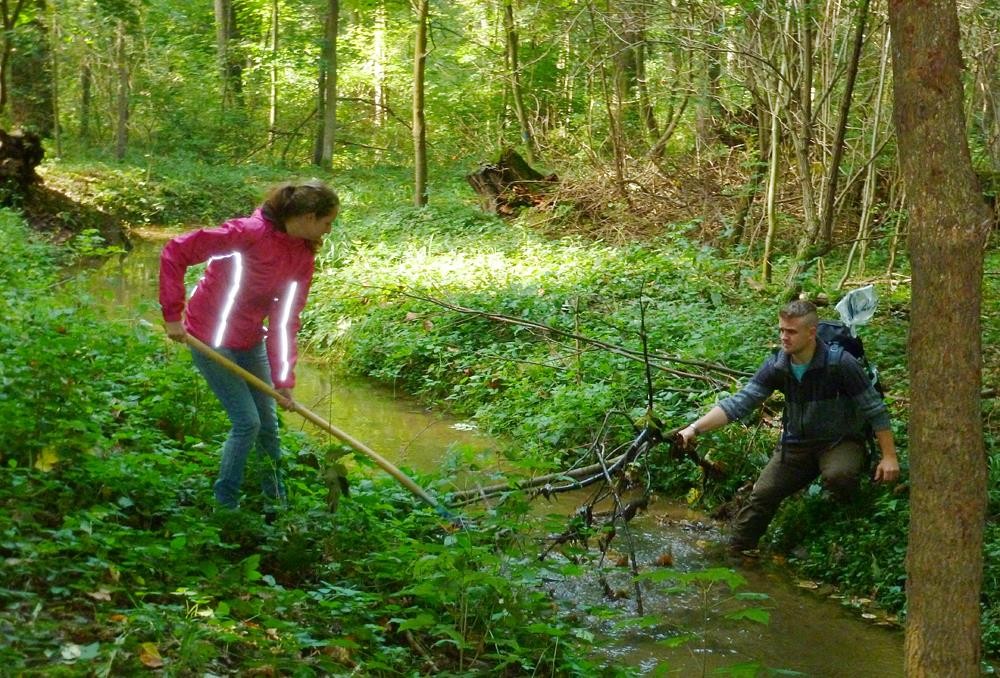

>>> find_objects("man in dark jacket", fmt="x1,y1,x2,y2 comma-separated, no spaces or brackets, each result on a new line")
678,300,900,553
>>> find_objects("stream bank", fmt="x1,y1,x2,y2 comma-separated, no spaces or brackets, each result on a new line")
90,233,906,675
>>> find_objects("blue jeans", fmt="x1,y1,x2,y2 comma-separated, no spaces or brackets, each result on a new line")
191,342,286,509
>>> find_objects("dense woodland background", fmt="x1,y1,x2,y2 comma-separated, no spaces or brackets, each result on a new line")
0,0,998,675
7,0,994,271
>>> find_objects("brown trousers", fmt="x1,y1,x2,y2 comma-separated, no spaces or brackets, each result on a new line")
730,439,864,550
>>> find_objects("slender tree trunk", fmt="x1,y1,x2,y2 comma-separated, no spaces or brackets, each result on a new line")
645,94,688,162
693,6,722,151
49,0,61,156
839,23,890,289
0,0,26,111
214,0,242,107
635,38,658,142
503,0,536,163
114,20,128,161
818,0,869,248
890,1,993,674
313,66,326,165
783,0,819,293
762,103,781,283
319,0,338,167
372,2,386,128
267,0,278,150
413,0,429,207
80,62,91,140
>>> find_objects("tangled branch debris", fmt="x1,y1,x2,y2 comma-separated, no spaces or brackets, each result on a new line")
399,290,750,388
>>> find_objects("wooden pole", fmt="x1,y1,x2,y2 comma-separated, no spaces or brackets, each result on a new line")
183,334,447,515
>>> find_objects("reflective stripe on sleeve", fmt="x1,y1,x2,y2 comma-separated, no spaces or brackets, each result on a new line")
277,281,298,383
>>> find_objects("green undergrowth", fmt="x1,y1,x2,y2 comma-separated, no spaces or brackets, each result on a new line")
296,167,1000,654
0,210,610,675
25,157,1000,660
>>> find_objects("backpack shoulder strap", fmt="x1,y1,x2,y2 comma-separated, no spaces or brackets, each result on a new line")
826,343,849,397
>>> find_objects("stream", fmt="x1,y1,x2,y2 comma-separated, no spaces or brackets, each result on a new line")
87,230,906,676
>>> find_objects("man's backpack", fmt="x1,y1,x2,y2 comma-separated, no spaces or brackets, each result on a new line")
817,319,884,397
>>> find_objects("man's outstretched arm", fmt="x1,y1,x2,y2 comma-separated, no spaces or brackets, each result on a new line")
678,406,730,448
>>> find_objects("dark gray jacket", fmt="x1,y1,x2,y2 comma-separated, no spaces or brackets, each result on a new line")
717,340,891,446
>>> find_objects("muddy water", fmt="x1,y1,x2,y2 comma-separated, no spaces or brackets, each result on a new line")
91,232,905,676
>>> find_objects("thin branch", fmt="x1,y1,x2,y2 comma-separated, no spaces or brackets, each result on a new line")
396,290,749,385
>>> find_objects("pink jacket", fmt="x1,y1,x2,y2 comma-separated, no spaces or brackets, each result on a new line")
159,209,315,389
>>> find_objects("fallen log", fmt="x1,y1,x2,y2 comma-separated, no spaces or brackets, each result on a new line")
467,147,557,215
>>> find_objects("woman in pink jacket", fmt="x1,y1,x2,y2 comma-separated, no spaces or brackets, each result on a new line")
159,180,339,509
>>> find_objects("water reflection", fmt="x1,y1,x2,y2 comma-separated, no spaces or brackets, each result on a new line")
539,499,905,676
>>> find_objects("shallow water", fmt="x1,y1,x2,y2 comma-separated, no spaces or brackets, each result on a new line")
91,231,906,676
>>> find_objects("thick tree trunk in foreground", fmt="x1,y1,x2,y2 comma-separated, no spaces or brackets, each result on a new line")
890,1,993,675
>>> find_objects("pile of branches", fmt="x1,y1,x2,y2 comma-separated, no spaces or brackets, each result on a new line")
431,289,732,612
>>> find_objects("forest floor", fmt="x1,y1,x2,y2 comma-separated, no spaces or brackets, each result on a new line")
4,154,999,674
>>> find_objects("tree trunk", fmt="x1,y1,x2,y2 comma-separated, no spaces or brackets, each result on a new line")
372,2,386,128
783,0,819,293
214,0,242,107
839,23,891,290
413,0,429,207
114,20,128,161
267,0,278,150
50,0,61,156
79,62,91,140
818,0,870,248
0,0,26,112
693,6,722,152
319,0,338,167
890,1,993,674
503,0,536,164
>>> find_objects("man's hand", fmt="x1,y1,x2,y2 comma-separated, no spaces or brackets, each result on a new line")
678,425,698,449
275,387,295,411
874,456,900,483
165,320,187,342
872,429,900,483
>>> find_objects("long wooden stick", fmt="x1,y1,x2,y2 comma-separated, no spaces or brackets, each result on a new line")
183,334,448,515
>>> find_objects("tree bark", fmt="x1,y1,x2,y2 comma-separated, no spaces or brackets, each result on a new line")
49,0,61,156
267,0,278,151
372,2,386,128
214,0,242,107
79,62,91,140
114,20,128,161
890,1,992,674
818,0,870,248
0,0,27,111
503,0,536,164
413,0,429,206
319,0,338,167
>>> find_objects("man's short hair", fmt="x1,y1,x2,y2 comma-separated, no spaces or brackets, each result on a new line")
779,300,818,326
